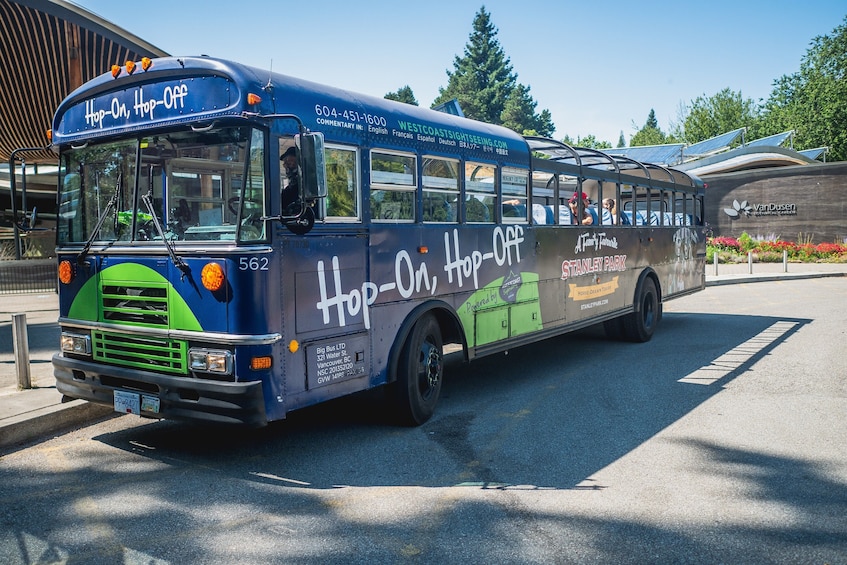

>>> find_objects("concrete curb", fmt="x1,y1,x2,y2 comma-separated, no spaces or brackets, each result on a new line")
0,394,115,450
706,271,845,286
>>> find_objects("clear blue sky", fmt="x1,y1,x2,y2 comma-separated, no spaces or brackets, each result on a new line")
71,0,845,146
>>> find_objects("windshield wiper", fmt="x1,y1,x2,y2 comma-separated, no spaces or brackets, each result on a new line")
77,173,121,265
141,190,191,279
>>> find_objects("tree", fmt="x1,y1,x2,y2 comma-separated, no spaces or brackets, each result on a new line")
680,88,758,144
500,83,554,136
385,86,418,106
758,16,847,160
617,131,626,148
576,135,612,150
630,109,667,146
433,6,553,136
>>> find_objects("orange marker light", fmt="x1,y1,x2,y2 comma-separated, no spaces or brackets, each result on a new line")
58,260,74,285
246,93,262,105
125,60,136,75
111,64,121,78
201,262,225,292
141,57,152,71
250,356,272,370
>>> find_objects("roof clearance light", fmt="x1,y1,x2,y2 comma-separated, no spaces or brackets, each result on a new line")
58,260,74,285
111,64,121,78
125,60,136,75
201,262,225,292
247,93,262,105
141,57,152,71
46,129,52,141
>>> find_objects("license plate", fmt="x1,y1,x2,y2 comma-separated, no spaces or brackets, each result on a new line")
113,391,161,414
141,395,160,413
114,390,140,414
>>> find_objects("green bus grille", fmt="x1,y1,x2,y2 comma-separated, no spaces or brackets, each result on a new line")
92,331,187,374
101,284,169,327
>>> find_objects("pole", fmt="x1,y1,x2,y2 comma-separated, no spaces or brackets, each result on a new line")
12,313,32,390
714,252,719,276
783,249,788,273
748,251,753,274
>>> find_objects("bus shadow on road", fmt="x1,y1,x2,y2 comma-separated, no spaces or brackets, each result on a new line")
89,311,812,492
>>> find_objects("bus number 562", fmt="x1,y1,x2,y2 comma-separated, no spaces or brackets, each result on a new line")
239,257,269,271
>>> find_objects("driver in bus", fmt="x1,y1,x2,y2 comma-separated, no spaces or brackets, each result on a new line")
280,145,300,213
568,192,594,225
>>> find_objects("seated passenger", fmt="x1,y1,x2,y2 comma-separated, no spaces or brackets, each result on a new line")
568,192,594,225
602,198,617,224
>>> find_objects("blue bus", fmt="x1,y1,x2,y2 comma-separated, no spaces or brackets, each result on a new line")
49,56,705,426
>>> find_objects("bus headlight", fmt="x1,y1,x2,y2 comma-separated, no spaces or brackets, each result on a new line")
61,332,91,355
189,348,233,375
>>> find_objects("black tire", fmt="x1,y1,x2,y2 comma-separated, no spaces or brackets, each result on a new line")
393,314,443,426
622,277,659,343
603,316,625,340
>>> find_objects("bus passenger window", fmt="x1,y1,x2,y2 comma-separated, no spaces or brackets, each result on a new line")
370,150,415,221
465,162,495,223
324,145,360,220
422,157,459,223
501,167,528,222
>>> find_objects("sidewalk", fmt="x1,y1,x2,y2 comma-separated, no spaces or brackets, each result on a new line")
1,262,845,451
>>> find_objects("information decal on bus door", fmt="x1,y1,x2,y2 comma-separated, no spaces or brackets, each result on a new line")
306,335,369,389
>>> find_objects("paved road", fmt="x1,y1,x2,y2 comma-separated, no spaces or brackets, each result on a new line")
0,277,845,564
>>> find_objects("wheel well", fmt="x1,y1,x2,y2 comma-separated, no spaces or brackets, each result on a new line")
634,269,662,311
386,301,465,384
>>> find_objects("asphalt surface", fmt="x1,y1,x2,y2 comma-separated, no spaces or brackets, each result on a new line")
1,261,845,451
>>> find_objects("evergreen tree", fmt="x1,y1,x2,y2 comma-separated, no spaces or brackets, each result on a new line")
385,86,419,106
630,109,667,146
434,6,553,136
617,131,626,148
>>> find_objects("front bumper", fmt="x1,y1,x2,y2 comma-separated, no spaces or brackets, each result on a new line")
53,353,267,427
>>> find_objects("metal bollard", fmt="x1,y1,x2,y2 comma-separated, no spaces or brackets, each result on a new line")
748,251,753,274
12,313,32,390
714,252,719,276
783,249,788,273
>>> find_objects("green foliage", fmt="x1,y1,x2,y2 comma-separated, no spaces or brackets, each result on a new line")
758,16,847,160
571,134,612,149
681,88,758,144
738,232,755,252
434,7,554,137
630,109,667,146
385,86,418,106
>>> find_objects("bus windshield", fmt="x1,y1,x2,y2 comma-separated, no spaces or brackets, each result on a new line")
57,125,267,244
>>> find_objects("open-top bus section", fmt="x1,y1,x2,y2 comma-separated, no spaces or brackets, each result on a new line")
49,56,705,428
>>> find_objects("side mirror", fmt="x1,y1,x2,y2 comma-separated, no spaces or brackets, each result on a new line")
298,132,327,200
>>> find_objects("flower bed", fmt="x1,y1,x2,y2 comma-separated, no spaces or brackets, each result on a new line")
707,233,847,263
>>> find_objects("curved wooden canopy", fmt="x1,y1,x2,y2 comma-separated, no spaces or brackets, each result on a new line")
0,0,167,164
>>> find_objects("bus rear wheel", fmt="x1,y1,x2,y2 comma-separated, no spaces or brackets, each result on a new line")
622,277,659,343
393,314,443,426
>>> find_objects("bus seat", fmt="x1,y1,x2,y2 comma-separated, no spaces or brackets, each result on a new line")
620,211,632,225
587,206,599,225
601,207,613,225
554,205,573,225
532,203,548,224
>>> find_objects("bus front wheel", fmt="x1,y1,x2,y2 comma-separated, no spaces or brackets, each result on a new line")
622,277,659,343
393,314,443,426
